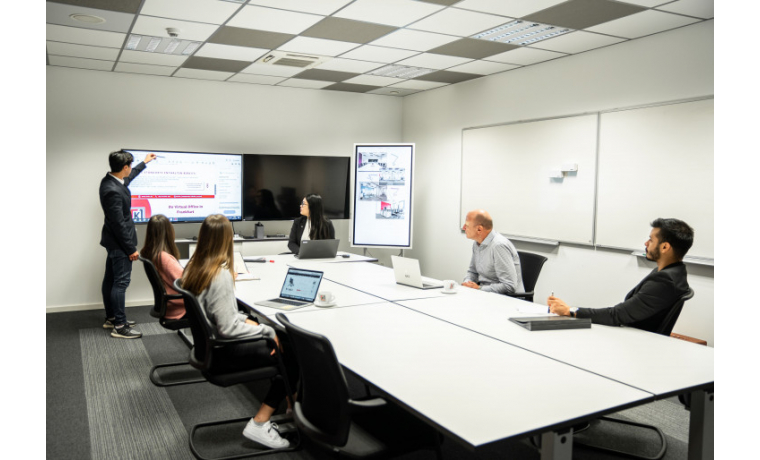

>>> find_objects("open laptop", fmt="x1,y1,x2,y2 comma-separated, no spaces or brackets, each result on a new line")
296,239,340,259
254,267,324,310
391,256,443,290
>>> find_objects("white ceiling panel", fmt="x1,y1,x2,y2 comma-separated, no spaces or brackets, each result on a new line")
447,60,519,75
657,0,714,19
228,73,287,85
315,58,385,73
195,43,270,61
617,0,672,7
277,78,334,89
239,62,305,77
48,55,114,71
340,45,420,63
343,75,406,87
487,47,565,65
140,0,240,25
246,0,353,16
47,41,121,61
47,24,126,48
408,8,511,37
278,36,361,57
131,15,219,41
119,49,188,66
174,68,234,81
455,0,567,18
370,29,460,52
227,5,323,34
395,53,472,70
389,79,449,90
533,30,627,54
334,0,444,27
114,62,177,76
587,9,701,39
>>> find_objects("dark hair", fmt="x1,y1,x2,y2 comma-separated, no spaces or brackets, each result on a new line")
650,218,694,260
109,150,134,173
305,194,331,240
141,215,180,275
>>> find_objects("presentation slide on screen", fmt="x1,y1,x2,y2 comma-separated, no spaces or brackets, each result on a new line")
352,144,414,248
127,150,243,223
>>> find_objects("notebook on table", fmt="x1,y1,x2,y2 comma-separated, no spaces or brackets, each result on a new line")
509,316,591,331
391,256,443,290
254,267,324,311
296,239,340,259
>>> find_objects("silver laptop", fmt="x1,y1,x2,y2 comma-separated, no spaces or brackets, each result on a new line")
296,239,340,259
254,267,324,310
391,256,443,290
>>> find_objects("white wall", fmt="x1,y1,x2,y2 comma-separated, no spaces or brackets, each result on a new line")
46,67,402,311
402,21,715,345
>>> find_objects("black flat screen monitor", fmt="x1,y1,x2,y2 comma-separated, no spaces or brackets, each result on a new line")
125,149,243,223
243,155,350,221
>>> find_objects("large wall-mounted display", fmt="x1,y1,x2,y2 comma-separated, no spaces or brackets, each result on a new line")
351,144,414,249
126,149,243,223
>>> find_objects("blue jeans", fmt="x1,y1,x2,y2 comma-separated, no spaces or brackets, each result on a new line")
102,248,132,327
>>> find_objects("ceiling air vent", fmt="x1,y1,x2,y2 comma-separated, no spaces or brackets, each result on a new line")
256,51,328,70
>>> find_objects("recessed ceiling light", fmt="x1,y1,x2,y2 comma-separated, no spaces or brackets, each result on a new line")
69,13,106,24
473,20,572,46
369,65,435,79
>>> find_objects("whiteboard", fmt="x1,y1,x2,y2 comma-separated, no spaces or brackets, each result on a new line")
595,99,714,259
461,114,598,245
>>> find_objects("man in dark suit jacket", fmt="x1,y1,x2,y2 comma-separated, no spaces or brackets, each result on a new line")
100,150,156,339
548,218,694,333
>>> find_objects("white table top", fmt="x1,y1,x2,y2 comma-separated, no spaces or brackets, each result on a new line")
285,302,653,447
396,293,714,396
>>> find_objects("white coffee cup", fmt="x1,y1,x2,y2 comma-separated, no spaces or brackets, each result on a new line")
318,291,335,305
443,280,457,292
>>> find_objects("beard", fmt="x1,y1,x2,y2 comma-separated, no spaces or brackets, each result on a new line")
646,246,660,261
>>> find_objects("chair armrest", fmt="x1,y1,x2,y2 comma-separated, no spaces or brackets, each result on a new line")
348,397,387,414
209,335,277,349
507,290,534,299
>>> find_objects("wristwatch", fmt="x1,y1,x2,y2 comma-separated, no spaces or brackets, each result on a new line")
569,307,578,318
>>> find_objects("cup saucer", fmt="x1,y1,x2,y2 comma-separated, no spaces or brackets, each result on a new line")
314,300,336,307
442,289,457,294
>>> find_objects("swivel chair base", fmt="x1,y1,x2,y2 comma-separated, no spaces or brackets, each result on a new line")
190,413,299,460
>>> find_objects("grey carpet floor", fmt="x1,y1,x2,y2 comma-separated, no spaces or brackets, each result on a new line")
47,306,693,459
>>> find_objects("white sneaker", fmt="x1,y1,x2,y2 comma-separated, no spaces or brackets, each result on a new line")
242,419,290,449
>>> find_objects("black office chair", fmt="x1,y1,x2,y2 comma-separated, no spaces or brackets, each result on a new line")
507,251,548,303
276,312,443,459
139,255,205,387
572,288,696,460
174,279,298,460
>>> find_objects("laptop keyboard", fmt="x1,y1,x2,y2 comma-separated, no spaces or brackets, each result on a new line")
270,298,306,306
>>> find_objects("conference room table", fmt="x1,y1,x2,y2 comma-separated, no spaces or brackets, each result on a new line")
234,255,713,460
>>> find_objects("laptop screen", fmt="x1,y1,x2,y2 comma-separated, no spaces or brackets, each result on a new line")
280,268,323,302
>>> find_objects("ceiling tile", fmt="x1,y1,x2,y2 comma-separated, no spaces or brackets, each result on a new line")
48,55,114,71
395,53,472,70
334,0,445,27
240,62,305,77
131,15,219,41
389,79,449,90
369,29,459,52
47,2,134,33
617,0,674,6
49,0,142,14
657,0,714,19
195,43,269,61
277,78,335,89
409,7,511,36
278,36,361,57
301,17,398,44
47,41,121,61
293,69,360,82
428,38,519,59
227,5,324,35
183,56,251,72
246,0,353,15
174,68,234,81
209,27,295,50
414,69,481,83
340,45,420,63
324,82,381,93
367,86,422,96
454,0,567,18
114,61,177,76
487,47,565,65
586,9,701,38
228,73,287,85
119,49,188,66
139,0,240,25
47,24,126,48
314,58,385,73
523,0,647,30
343,75,407,87
532,30,626,54
447,59,519,75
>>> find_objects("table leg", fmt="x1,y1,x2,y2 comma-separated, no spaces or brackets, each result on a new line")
540,428,573,460
688,389,714,460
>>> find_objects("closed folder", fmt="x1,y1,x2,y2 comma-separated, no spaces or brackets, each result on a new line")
509,316,591,331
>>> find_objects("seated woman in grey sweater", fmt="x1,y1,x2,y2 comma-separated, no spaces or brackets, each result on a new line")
182,214,297,449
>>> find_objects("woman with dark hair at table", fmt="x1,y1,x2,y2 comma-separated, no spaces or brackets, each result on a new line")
141,214,185,319
287,193,335,254
182,214,297,449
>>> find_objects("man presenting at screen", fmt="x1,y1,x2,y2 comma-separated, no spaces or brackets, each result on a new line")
462,209,524,295
99,150,156,339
